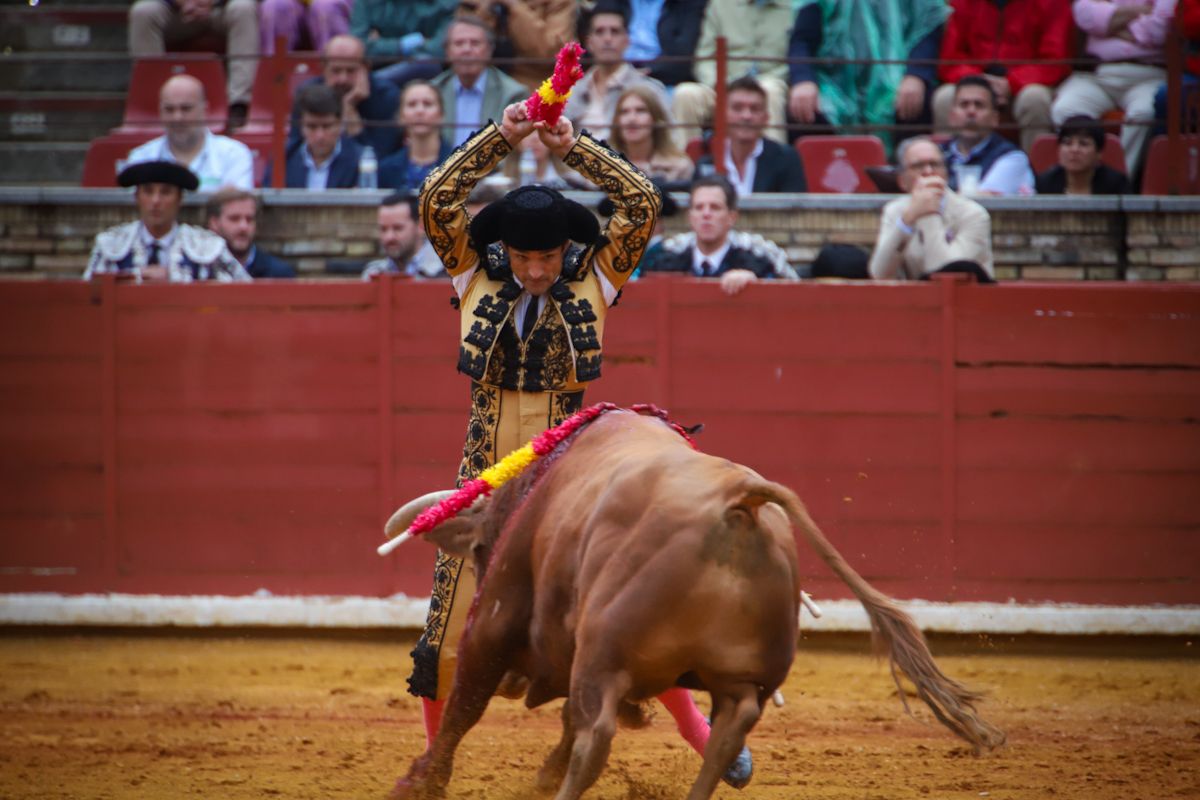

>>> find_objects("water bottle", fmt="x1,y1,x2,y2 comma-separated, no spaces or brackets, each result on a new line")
358,145,378,190
519,147,538,186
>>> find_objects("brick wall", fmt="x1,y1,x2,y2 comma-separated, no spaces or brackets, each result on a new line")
2,189,1198,281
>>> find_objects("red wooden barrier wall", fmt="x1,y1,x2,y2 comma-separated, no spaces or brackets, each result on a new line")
1,277,1198,606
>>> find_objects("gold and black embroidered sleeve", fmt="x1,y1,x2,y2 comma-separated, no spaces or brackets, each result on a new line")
419,123,513,278
562,133,662,292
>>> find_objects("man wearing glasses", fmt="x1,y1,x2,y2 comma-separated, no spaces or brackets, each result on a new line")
868,136,994,282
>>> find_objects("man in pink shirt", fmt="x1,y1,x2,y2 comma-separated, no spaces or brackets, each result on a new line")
1051,0,1178,174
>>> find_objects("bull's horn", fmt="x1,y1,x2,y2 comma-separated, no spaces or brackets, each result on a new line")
377,490,457,556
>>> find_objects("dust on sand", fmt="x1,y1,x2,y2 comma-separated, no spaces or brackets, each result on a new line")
0,631,1197,799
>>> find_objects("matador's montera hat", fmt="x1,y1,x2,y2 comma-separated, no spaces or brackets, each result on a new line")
118,160,200,192
470,185,600,253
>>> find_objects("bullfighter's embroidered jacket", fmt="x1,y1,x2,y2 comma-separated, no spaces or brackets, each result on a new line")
408,123,661,701
420,122,661,396
83,221,251,282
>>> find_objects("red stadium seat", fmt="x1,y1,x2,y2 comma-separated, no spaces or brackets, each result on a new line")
114,56,228,134
231,131,274,187
1140,134,1200,195
241,53,323,134
81,132,157,187
795,135,887,194
1028,133,1127,176
685,137,707,164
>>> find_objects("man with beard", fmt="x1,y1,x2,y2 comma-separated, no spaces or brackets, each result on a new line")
205,188,296,278
940,75,1035,196
361,192,445,279
125,74,254,190
644,174,797,294
288,34,402,157
84,161,250,283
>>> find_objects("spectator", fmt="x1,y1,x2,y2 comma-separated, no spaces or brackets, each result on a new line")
431,16,528,147
362,193,446,279
350,0,458,89
786,0,948,148
380,81,455,192
868,137,994,281
457,0,579,89
268,83,362,188
609,84,694,185
125,74,254,190
671,0,794,145
564,2,670,140
205,187,296,278
1052,0,1178,176
1035,115,1133,194
290,35,402,158
84,161,249,282
639,0,707,87
259,0,350,55
934,0,1073,152
696,76,807,194
128,0,258,129
941,76,1036,196
644,174,798,294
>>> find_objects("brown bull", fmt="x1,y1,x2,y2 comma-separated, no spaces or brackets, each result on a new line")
386,408,1004,800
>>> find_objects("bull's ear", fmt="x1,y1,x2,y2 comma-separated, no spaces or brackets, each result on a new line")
422,517,482,560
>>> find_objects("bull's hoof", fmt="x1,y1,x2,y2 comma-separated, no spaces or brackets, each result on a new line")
721,745,753,790
387,777,445,800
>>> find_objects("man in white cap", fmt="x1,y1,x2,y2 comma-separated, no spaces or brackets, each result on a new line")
84,160,250,283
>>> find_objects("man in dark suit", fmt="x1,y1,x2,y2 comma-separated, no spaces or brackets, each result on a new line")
644,175,797,294
697,76,806,194
287,34,402,157
266,83,361,190
205,187,296,278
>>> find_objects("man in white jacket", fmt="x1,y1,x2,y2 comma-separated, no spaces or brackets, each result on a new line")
869,136,994,282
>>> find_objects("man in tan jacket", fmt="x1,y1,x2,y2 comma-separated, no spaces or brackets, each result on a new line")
868,136,995,282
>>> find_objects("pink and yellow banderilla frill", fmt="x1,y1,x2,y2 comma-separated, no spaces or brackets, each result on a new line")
524,41,586,126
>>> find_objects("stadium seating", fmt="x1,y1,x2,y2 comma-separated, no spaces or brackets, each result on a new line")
80,132,156,187
113,56,228,134
795,135,887,194
241,53,323,134
232,131,274,187
1028,133,1127,176
1140,134,1200,195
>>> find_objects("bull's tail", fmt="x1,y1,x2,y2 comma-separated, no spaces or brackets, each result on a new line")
737,482,1006,754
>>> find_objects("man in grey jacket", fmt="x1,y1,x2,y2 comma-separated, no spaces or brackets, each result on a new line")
430,16,527,147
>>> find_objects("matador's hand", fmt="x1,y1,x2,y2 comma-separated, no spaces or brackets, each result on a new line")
499,102,535,147
534,116,576,160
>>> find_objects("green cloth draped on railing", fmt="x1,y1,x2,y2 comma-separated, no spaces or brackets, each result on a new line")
800,0,950,150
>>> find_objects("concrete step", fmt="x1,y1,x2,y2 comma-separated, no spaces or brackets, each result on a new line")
0,5,128,53
0,142,88,186
1,92,125,142
0,53,132,95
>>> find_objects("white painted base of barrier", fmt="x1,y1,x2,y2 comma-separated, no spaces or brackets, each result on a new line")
1,593,1198,635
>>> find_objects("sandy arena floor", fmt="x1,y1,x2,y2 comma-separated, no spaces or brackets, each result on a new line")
0,631,1197,800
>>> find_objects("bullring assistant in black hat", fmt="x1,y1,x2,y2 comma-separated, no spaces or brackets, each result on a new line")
83,160,249,283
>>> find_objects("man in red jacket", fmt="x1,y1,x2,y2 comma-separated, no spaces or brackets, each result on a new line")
933,0,1074,151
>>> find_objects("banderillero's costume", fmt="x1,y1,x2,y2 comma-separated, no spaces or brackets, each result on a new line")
408,122,661,701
